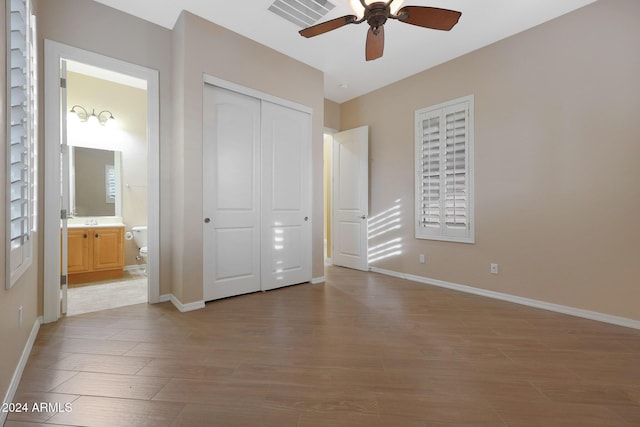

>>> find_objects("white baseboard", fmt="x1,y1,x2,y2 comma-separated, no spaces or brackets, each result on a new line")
1,316,42,425
311,276,325,284
370,267,406,280
159,294,205,312
370,267,640,330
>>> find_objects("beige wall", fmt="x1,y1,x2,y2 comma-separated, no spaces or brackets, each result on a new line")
171,12,325,303
341,0,640,321
324,99,340,131
67,72,148,267
35,0,173,296
0,0,40,410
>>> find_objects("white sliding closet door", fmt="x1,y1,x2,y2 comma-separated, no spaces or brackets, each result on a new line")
261,101,312,291
203,84,312,301
203,85,261,301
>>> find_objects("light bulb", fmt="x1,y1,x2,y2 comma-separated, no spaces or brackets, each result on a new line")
67,111,81,124
390,0,404,14
349,0,365,18
349,0,404,18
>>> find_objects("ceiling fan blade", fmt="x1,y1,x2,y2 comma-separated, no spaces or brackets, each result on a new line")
365,26,384,61
299,15,357,38
396,6,461,31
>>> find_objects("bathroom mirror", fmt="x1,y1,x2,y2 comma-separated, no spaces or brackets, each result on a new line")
70,146,122,217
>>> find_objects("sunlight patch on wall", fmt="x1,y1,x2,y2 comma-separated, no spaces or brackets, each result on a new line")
367,199,403,263
368,238,402,263
367,200,402,240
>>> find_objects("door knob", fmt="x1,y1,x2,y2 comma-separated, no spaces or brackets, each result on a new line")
304,216,309,221
360,215,367,220
204,217,211,224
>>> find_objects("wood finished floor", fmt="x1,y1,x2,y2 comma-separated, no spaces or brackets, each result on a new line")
7,266,640,426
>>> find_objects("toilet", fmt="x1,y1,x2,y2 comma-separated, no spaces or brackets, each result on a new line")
131,226,148,267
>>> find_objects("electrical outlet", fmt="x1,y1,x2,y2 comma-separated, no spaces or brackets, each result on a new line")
490,263,499,275
419,254,425,264
18,306,23,328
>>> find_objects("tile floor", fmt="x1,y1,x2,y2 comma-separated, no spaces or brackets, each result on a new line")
7,266,640,426
67,270,148,316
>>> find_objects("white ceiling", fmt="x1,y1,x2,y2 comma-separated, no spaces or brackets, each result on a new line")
92,0,597,103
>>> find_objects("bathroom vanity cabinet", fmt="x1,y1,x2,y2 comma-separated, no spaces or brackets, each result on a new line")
66,226,125,284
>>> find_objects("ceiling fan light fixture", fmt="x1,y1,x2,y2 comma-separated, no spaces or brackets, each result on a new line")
300,1,460,61
349,0,403,18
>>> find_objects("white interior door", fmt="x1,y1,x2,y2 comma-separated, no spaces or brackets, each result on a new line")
261,101,312,291
203,85,261,300
332,126,369,271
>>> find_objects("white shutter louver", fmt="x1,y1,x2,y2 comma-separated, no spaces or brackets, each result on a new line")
420,115,441,228
415,95,474,243
444,108,467,231
7,0,36,287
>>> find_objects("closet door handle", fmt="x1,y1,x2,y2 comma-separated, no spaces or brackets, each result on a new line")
83,233,87,239
95,233,99,238
304,216,309,221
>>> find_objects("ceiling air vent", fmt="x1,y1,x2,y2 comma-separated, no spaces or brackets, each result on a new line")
268,0,336,28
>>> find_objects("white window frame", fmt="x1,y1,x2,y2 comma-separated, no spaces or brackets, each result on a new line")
415,94,474,243
6,0,37,288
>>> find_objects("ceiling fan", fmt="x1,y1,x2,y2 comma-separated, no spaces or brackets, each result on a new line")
299,0,462,61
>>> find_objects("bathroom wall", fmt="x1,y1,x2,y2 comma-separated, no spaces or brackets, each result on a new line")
67,71,148,267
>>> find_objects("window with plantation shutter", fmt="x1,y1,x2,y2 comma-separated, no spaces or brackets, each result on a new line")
106,165,116,203
6,0,37,288
415,95,474,243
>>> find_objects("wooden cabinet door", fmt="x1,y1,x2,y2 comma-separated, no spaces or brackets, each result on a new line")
67,228,90,273
92,227,124,271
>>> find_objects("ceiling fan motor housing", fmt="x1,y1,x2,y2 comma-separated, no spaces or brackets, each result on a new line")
366,2,389,34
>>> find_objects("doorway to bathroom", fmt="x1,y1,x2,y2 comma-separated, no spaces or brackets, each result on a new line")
63,61,149,316
43,41,160,323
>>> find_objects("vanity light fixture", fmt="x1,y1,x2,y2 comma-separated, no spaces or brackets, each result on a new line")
70,105,115,126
